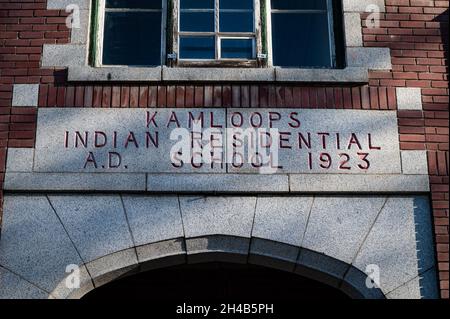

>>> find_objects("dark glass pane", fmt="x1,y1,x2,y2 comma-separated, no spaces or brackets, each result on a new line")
180,0,214,9
180,36,215,59
220,12,253,32
220,0,253,10
102,12,161,65
221,39,253,59
271,0,327,10
106,0,162,9
180,12,214,32
271,13,332,67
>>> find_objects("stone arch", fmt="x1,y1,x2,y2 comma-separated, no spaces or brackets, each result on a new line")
60,235,384,299
0,194,438,299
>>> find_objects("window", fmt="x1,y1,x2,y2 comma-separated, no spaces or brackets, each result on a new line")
100,0,165,66
269,0,343,68
94,0,344,69
177,0,256,61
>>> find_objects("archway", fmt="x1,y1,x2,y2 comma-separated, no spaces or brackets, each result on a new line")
82,262,350,300
0,194,437,299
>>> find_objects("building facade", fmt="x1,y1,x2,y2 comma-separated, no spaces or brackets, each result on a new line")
0,0,448,299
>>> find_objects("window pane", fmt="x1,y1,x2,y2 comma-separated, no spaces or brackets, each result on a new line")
180,0,214,9
180,36,215,59
180,12,214,32
271,13,332,67
271,0,327,10
220,0,253,10
221,39,253,59
220,12,253,32
102,12,161,65
106,0,162,9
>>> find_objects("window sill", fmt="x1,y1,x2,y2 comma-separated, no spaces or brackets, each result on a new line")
68,66,369,83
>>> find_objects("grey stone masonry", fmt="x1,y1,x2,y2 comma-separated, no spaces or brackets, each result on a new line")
12,84,39,107
0,193,438,299
44,0,391,82
343,0,386,12
31,108,401,174
396,88,423,110
3,172,430,193
401,151,429,175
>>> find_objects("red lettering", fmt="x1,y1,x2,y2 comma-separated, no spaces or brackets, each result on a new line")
319,153,332,169
75,131,88,148
289,112,301,128
125,132,139,148
167,112,181,128
348,133,362,150
146,111,158,128
64,131,69,148
338,153,351,170
231,112,243,127
83,152,97,169
279,132,292,149
358,152,370,170
188,112,204,128
146,131,159,148
94,131,107,148
210,112,223,128
250,112,262,128
317,132,330,149
298,133,311,149
368,134,381,150
269,112,281,128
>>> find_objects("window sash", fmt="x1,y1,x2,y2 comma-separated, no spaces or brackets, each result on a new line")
177,0,258,61
96,0,167,67
94,0,341,68
266,0,337,68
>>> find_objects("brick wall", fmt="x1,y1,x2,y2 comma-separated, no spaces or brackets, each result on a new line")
0,0,448,298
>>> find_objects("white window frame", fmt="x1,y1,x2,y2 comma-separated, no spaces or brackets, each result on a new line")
266,0,337,68
95,0,167,67
173,0,262,65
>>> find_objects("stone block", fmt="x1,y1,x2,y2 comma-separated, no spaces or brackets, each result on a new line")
3,172,146,191
12,84,39,107
147,174,289,193
0,266,48,299
274,67,368,82
48,194,135,262
344,13,363,47
6,148,34,172
396,87,423,110
85,248,138,287
0,195,85,295
42,44,86,67
301,196,386,263
186,235,250,264
289,174,430,193
248,238,299,272
347,47,392,70
401,151,428,175
122,195,184,246
343,0,386,13
162,67,275,82
349,196,435,294
252,196,312,246
179,196,256,238
68,66,162,81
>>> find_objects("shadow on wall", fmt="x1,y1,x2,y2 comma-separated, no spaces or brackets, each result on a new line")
414,196,439,299
435,9,449,62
